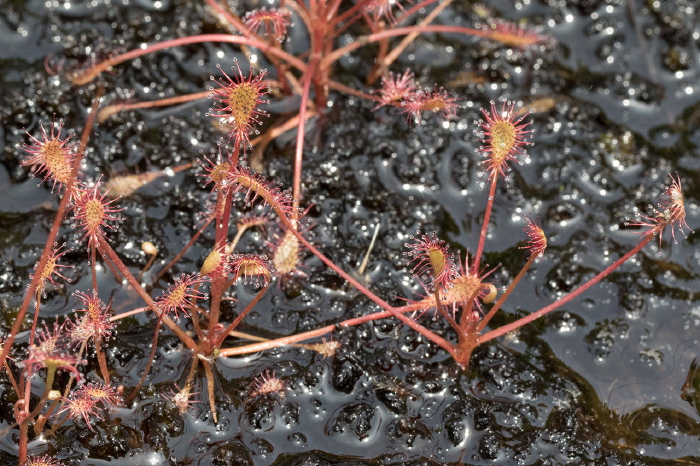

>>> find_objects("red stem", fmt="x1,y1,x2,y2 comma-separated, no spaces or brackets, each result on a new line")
330,0,375,28
212,285,269,348
99,90,211,121
209,164,237,328
95,335,110,383
126,316,164,403
0,89,102,371
99,242,197,350
155,216,214,282
477,253,537,333
71,34,307,86
478,235,655,344
28,289,41,347
434,287,461,334
91,245,98,291
396,0,444,27
473,173,498,274
19,423,28,462
381,0,453,69
322,25,537,69
202,0,254,38
275,213,456,356
292,59,316,205
110,306,149,321
218,300,438,356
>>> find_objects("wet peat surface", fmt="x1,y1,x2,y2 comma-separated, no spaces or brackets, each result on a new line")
1,0,699,464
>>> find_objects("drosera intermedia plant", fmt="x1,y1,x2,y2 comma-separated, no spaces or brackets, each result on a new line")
213,101,693,370
1,2,695,463
4,76,694,464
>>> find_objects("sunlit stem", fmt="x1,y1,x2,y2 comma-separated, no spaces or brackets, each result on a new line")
47,348,99,432
19,362,57,428
43,409,70,436
202,0,254,38
188,289,206,342
218,300,431,356
250,109,323,170
473,172,498,274
228,330,269,342
99,90,211,122
43,341,87,437
285,1,312,41
29,288,42,347
219,220,458,356
250,112,306,146
457,284,484,331
367,35,390,85
292,59,317,206
142,251,157,275
56,342,86,410
308,0,318,21
477,252,538,333
2,360,20,397
110,306,149,321
357,223,381,276
209,161,237,328
479,234,655,345
380,0,453,71
220,282,504,357
219,304,445,357
219,277,484,356
227,222,252,254
228,330,330,353
202,360,218,422
261,20,292,94
34,396,61,435
95,334,110,384
137,245,159,283
396,0,445,26
183,352,200,389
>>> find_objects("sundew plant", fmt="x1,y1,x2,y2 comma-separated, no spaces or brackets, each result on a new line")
0,0,698,464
